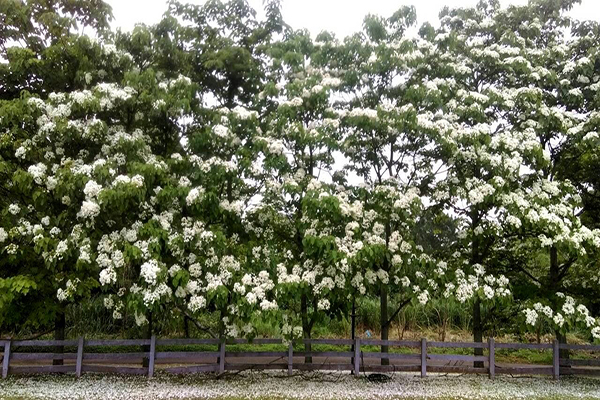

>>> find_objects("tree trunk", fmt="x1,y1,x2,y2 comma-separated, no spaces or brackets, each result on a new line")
549,246,569,362
381,222,391,366
301,293,312,364
52,311,66,366
470,207,484,368
473,298,484,368
184,316,190,338
351,298,356,342
380,285,389,366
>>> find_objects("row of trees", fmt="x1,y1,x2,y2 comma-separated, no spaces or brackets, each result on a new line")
2,0,600,363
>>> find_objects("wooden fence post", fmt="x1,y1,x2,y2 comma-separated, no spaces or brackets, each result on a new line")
2,340,10,379
421,338,427,378
354,338,360,377
488,337,495,379
288,342,293,376
148,335,156,378
553,339,559,380
76,336,84,377
219,340,226,375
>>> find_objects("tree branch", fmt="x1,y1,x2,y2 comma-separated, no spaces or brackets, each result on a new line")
384,298,412,329
558,257,577,281
176,307,216,338
515,265,542,285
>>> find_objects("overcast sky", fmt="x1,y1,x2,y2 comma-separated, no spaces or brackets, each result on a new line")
106,0,600,37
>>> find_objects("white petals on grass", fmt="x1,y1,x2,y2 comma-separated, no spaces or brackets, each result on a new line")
3,373,600,400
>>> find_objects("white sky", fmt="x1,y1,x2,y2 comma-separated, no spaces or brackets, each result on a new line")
106,0,600,37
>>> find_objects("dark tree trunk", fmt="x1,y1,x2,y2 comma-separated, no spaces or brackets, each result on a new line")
380,223,391,366
380,285,389,366
301,293,312,364
52,311,66,366
549,246,569,362
470,208,484,367
184,316,190,338
351,299,356,342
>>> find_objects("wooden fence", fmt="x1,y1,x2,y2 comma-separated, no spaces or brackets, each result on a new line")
1,337,600,379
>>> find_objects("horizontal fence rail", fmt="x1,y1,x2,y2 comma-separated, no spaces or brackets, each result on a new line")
1,337,599,379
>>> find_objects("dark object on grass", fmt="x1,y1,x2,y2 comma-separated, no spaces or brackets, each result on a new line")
366,373,392,383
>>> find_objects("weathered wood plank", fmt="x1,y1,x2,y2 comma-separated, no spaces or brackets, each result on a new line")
163,364,219,374
560,358,600,367
427,354,488,362
81,365,149,375
225,351,287,358
421,338,427,378
155,351,220,360
301,339,354,346
85,339,150,346
294,351,354,358
9,365,73,374
295,363,353,371
226,338,283,345
11,353,77,360
83,352,148,360
428,365,489,374
2,341,10,378
360,340,420,347
360,352,420,360
495,343,552,350
156,338,219,346
148,335,156,378
250,338,283,345
362,364,420,373
76,337,84,378
559,343,600,351
428,341,489,349
496,366,553,375
12,340,78,347
225,363,288,371
560,368,600,376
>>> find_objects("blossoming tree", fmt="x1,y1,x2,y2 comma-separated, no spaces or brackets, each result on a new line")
0,0,129,342
434,0,600,356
